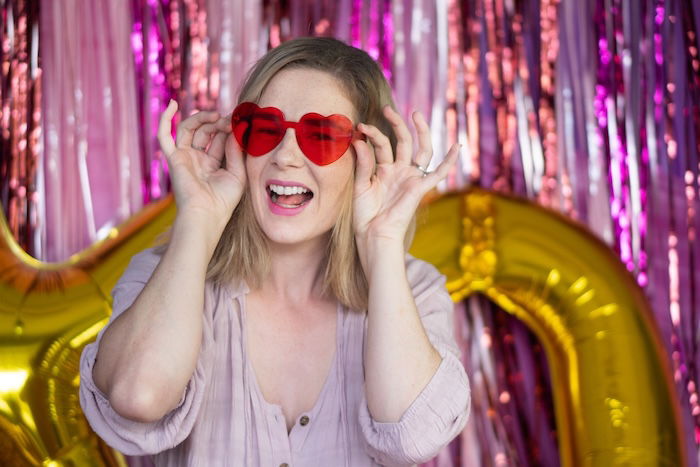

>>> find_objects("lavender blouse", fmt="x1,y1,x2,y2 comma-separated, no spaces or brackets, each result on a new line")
79,247,471,466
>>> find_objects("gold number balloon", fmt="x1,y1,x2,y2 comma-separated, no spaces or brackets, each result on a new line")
0,188,686,466
0,195,176,466
409,188,685,466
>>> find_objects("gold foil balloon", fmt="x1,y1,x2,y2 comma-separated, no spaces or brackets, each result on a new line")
0,195,176,466
409,188,685,467
0,187,686,466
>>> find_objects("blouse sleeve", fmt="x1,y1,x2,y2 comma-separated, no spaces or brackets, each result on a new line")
78,247,211,456
358,255,471,466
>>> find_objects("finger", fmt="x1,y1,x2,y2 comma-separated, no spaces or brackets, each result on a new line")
208,130,228,168
352,139,375,193
224,134,246,183
422,143,460,188
357,122,393,165
216,114,233,132
192,122,218,151
412,111,433,168
382,105,413,164
175,110,220,147
157,99,178,157
208,115,233,167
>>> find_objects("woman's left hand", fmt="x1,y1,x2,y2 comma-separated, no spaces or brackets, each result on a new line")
352,105,459,244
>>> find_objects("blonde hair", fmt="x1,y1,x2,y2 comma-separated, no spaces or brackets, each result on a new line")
155,37,416,311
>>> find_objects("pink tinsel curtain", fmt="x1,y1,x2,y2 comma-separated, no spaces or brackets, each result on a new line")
2,0,699,465
38,0,143,261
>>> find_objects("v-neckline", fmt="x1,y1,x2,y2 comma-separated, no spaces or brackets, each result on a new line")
240,295,342,424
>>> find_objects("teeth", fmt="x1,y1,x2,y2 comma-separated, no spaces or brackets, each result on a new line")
268,184,310,196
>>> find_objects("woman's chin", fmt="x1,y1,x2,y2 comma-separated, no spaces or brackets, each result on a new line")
266,231,327,247
260,225,332,249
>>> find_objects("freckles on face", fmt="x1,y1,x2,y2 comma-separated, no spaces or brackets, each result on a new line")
243,67,358,245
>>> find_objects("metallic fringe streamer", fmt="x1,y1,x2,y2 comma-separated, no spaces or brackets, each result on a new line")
0,0,40,255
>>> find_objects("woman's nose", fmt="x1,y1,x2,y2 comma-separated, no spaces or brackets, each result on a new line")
271,128,305,167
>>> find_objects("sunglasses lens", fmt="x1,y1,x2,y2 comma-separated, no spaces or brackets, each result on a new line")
297,114,354,165
231,103,284,156
231,103,356,164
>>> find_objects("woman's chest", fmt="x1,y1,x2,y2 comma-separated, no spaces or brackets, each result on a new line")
194,291,372,461
243,298,339,431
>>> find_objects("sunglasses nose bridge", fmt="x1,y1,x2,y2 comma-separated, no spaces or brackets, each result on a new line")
271,126,306,167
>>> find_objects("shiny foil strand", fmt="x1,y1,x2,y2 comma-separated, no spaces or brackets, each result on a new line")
380,0,392,81
431,0,454,189
643,0,691,455
444,0,461,185
636,0,650,290
210,0,263,112
412,2,436,135
513,0,545,200
662,0,688,391
0,0,39,255
444,0,469,189
389,0,406,109
646,0,672,342
350,0,361,48
621,0,644,284
678,1,700,384
557,0,591,226
665,0,695,412
651,0,699,459
366,0,379,61
494,0,516,194
508,2,538,196
510,2,531,198
538,0,561,212
184,0,213,111
130,0,148,201
131,0,171,203
463,1,480,182
481,0,504,190
28,13,39,254
595,0,630,269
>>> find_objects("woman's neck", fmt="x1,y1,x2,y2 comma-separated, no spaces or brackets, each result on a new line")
257,235,330,304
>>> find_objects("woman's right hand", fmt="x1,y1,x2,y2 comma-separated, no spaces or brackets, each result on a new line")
157,99,246,227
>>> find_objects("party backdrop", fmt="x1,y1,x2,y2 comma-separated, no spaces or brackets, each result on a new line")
1,0,699,465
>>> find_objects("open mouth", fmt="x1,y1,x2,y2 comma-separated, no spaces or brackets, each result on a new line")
267,183,314,209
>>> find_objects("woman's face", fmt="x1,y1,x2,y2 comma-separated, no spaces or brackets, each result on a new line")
245,67,357,248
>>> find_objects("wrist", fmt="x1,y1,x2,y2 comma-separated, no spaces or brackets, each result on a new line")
355,233,405,279
172,210,227,258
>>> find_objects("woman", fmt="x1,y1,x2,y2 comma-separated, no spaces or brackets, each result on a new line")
79,37,470,466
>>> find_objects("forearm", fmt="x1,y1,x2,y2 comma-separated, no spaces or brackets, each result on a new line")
93,212,220,422
358,237,442,422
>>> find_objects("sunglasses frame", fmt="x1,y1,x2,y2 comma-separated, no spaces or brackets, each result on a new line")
231,102,364,166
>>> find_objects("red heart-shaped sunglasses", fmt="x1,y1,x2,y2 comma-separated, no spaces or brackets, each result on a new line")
231,102,364,166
